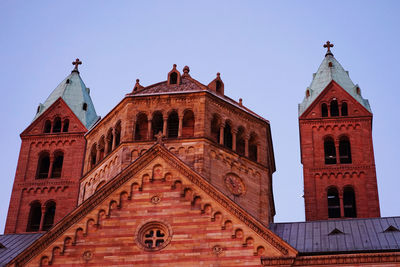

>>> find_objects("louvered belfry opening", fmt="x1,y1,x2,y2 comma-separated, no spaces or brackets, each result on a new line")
37,152,50,179
324,137,336,164
343,187,357,218
42,201,56,231
51,151,64,178
26,201,42,232
339,136,352,164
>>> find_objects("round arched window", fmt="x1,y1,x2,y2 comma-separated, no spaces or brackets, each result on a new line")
135,221,172,251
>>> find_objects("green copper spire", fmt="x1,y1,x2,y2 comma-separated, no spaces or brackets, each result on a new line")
33,59,99,129
299,42,371,116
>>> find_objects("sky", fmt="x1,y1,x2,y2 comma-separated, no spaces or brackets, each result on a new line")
0,1,399,232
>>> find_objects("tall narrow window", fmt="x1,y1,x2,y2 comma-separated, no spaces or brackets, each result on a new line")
90,144,97,168
44,120,52,133
106,129,114,154
327,187,340,218
321,103,328,117
341,102,348,116
182,110,195,137
330,100,339,117
27,201,42,232
324,137,336,164
167,111,179,138
53,117,62,133
170,72,178,84
37,152,50,179
135,113,148,141
249,133,258,161
343,187,357,218
98,137,105,161
51,152,64,178
42,201,56,231
236,127,245,156
223,122,233,149
211,115,220,143
339,136,352,164
152,112,164,139
115,122,121,146
62,119,69,132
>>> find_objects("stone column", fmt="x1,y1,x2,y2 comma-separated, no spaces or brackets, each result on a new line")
96,144,101,164
163,116,168,137
219,124,224,145
47,154,53,178
178,114,183,138
147,119,152,140
39,206,46,231
232,129,237,151
244,134,249,157
335,141,340,164
111,128,117,150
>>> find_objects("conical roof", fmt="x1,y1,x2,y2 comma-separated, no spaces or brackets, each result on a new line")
33,70,99,129
299,53,371,116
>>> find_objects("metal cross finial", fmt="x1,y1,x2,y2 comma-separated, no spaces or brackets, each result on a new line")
155,131,164,145
323,41,334,53
72,58,82,72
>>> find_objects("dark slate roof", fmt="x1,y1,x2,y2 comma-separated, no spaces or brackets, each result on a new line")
269,216,400,255
0,233,43,266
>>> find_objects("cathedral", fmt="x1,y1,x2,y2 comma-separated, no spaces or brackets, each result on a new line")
1,43,399,266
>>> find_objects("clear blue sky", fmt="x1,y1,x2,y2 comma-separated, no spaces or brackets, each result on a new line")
0,1,399,232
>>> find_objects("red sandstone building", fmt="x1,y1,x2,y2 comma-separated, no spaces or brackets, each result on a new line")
1,43,399,266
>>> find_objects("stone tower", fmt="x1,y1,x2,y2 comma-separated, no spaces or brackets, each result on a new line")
299,42,380,221
4,59,99,233
79,64,276,225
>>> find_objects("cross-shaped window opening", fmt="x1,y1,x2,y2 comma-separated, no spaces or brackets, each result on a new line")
143,229,165,249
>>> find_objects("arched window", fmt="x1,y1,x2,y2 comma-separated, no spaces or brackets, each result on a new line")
115,122,121,146
167,111,179,138
62,119,69,132
211,114,220,143
51,151,64,178
53,117,62,133
106,129,114,154
223,121,233,149
170,72,178,84
324,137,336,164
42,201,56,231
216,81,222,93
343,187,357,218
330,100,339,117
249,133,258,161
321,103,328,117
327,187,340,218
27,201,41,232
341,102,348,116
182,110,195,137
339,136,352,164
98,137,105,162
152,112,164,139
44,120,52,133
37,152,50,179
135,113,148,141
236,127,245,156
90,144,97,168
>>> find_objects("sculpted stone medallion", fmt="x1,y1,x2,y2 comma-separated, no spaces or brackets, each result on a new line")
224,173,245,196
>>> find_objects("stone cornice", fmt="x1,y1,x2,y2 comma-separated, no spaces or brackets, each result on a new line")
18,180,76,187
299,117,371,125
9,144,295,266
308,164,375,172
262,252,400,266
21,132,85,141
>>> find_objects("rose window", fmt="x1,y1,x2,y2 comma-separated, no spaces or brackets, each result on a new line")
136,221,172,251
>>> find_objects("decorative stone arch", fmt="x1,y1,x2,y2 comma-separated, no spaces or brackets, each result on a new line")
114,121,121,147
98,136,106,162
53,117,62,133
89,143,97,169
106,128,114,154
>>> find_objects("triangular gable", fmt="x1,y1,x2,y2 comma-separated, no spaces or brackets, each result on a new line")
21,98,87,136
300,80,372,119
9,144,297,266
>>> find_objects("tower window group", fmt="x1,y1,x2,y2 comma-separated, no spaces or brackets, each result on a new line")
321,100,348,117
27,200,56,232
43,117,70,133
324,136,352,165
36,151,64,179
327,186,356,218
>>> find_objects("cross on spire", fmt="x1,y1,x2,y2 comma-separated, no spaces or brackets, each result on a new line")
72,58,82,72
323,41,334,56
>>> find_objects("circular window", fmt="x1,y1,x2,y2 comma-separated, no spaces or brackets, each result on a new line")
136,221,172,251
